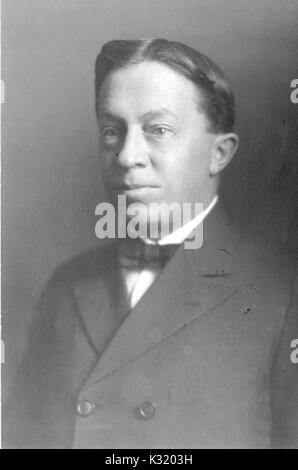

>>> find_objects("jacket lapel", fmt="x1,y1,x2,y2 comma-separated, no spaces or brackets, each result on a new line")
73,246,130,356
77,205,239,392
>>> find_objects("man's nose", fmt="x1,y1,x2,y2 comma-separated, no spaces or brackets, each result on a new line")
116,128,148,168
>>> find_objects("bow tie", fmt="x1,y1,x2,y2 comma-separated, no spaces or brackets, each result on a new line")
118,238,180,268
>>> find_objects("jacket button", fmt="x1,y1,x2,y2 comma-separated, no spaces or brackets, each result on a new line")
138,401,156,419
76,400,95,417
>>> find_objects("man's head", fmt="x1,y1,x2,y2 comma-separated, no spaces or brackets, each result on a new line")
94,39,238,231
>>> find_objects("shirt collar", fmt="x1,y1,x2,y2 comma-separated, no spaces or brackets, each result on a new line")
143,195,218,246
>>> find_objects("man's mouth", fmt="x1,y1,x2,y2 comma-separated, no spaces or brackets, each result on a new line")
110,183,161,199
115,186,159,195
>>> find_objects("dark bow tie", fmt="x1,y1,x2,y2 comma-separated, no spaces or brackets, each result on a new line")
118,238,180,268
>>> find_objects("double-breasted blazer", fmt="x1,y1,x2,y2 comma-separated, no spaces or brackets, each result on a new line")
4,205,298,448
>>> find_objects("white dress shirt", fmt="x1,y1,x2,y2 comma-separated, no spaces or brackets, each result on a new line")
122,196,218,309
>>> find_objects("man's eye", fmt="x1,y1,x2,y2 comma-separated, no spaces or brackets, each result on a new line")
102,127,119,137
149,126,174,138
101,127,121,145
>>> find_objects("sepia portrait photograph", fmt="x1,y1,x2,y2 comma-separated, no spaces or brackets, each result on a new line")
1,0,298,450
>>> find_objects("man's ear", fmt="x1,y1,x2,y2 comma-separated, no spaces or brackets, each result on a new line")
210,133,239,175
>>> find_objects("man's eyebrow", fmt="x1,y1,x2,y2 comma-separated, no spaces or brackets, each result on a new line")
97,109,123,122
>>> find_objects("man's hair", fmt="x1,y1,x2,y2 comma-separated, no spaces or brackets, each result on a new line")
95,38,235,133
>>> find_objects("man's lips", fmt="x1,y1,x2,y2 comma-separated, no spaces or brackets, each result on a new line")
110,183,161,198
111,183,159,190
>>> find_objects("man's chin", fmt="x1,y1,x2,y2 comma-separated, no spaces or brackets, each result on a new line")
121,211,180,241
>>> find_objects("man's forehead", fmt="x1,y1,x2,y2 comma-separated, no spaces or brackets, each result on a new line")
97,61,201,118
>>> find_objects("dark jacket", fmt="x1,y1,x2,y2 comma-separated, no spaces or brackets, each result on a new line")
4,206,298,448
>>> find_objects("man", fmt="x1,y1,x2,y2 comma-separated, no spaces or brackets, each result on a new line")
4,39,298,449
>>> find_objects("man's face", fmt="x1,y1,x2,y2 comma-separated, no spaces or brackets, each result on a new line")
97,61,217,226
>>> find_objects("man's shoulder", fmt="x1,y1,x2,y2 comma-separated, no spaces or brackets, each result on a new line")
200,203,295,291
235,227,296,298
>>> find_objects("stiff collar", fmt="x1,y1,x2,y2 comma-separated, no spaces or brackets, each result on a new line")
143,195,218,246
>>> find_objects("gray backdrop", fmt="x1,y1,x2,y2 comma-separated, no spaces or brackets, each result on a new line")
2,0,298,397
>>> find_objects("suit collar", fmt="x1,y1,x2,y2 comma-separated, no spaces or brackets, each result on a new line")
75,204,239,391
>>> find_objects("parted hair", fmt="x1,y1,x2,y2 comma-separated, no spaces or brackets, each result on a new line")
95,38,235,133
